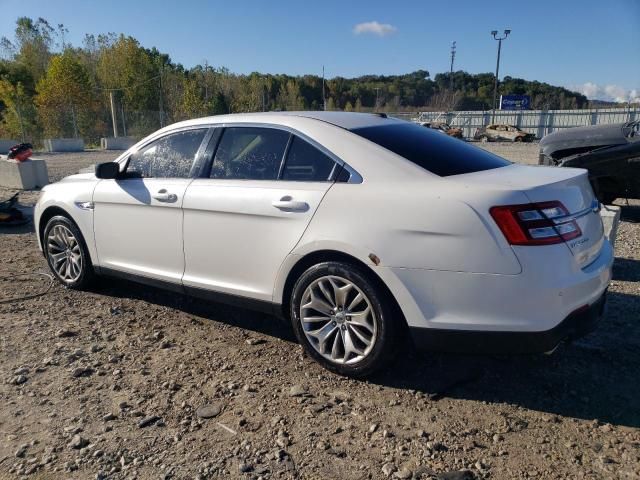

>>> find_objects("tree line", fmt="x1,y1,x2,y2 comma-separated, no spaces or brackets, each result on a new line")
0,17,591,144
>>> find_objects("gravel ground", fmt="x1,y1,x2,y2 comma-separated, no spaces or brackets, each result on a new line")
0,145,639,480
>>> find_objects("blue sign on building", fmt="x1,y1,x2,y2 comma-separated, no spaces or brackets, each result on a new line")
500,95,531,110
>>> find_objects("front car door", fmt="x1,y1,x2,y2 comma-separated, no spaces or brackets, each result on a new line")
182,126,343,303
93,127,210,285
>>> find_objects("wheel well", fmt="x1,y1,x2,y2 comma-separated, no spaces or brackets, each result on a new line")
38,206,72,251
280,250,408,331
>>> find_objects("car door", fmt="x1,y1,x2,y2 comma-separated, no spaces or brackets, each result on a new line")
93,127,210,285
182,126,340,302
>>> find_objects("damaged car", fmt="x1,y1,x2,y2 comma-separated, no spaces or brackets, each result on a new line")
474,124,535,143
419,121,464,139
539,121,640,204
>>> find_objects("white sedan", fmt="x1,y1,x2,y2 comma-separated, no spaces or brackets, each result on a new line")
35,112,613,377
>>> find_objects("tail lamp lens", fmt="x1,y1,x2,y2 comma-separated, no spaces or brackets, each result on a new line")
490,201,581,246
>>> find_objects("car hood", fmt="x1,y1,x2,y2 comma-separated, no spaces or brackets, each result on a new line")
540,123,627,156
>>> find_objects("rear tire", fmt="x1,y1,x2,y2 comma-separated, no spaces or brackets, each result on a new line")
43,215,94,289
290,261,398,377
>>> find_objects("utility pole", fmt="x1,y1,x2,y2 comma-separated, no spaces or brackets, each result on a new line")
490,29,511,123
158,65,165,128
120,103,127,137
109,90,118,137
322,65,326,111
449,41,456,90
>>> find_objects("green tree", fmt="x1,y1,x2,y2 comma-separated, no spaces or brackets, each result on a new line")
35,51,95,138
1,17,56,83
97,35,158,112
0,79,37,141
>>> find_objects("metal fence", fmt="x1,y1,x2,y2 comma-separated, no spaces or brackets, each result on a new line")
6,106,639,149
391,107,639,139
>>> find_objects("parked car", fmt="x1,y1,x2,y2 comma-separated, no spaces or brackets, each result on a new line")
35,112,612,377
419,121,464,139
475,124,535,142
539,121,640,204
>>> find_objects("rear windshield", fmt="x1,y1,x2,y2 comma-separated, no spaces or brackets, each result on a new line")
350,122,511,176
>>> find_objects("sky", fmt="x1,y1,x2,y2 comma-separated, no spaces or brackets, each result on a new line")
1,0,638,102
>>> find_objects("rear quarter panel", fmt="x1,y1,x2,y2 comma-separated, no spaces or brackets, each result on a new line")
291,177,527,275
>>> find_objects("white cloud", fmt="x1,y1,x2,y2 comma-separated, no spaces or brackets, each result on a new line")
572,82,640,103
353,21,397,37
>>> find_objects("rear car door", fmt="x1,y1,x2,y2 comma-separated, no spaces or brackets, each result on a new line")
182,126,340,302
93,127,210,284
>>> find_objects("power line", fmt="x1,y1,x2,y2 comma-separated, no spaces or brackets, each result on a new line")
94,74,161,92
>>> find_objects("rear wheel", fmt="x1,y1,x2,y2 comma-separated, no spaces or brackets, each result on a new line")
290,261,398,377
44,215,94,289
480,135,489,143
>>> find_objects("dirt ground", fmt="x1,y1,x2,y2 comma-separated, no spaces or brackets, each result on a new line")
0,145,639,480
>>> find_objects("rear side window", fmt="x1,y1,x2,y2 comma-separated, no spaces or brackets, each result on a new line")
211,127,289,180
351,123,510,176
128,129,207,178
282,136,336,181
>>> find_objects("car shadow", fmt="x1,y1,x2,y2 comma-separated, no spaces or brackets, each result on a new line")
617,203,640,223
613,256,640,282
94,279,640,428
0,220,34,235
371,290,640,429
95,277,296,342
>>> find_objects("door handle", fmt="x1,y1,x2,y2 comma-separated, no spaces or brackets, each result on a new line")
153,189,178,203
272,196,309,212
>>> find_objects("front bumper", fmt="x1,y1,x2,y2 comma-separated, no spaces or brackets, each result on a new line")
409,291,607,354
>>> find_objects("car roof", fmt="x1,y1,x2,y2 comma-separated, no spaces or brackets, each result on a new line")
167,111,402,132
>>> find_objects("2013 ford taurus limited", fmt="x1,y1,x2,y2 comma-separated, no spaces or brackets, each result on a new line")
35,112,613,377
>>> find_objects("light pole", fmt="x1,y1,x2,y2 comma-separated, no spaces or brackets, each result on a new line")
490,29,510,123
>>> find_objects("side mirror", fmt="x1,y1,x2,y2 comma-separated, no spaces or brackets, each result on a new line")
95,162,120,179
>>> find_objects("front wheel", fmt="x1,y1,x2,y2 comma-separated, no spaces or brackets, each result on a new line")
43,215,94,289
290,261,398,377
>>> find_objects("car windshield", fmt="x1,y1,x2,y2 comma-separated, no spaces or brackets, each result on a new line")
350,122,511,176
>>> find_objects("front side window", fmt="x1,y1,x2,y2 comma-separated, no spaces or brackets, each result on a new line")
351,122,511,177
210,127,289,180
282,136,337,181
128,129,207,178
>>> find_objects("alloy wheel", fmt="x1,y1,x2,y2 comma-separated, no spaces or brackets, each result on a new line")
299,275,377,365
46,224,83,282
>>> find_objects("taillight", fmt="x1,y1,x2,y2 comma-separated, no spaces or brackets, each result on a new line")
489,201,581,246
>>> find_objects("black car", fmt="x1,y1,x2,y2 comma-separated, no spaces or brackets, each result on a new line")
539,121,640,204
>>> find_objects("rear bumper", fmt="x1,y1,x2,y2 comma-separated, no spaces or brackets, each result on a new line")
409,291,607,354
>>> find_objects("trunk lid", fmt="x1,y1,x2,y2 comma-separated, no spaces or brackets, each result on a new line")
452,164,605,269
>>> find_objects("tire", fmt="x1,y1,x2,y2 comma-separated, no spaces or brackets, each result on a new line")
289,261,398,377
514,136,523,142
480,136,489,143
43,215,95,289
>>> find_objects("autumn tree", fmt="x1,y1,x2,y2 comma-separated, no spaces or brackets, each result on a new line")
0,79,38,140
35,51,95,138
